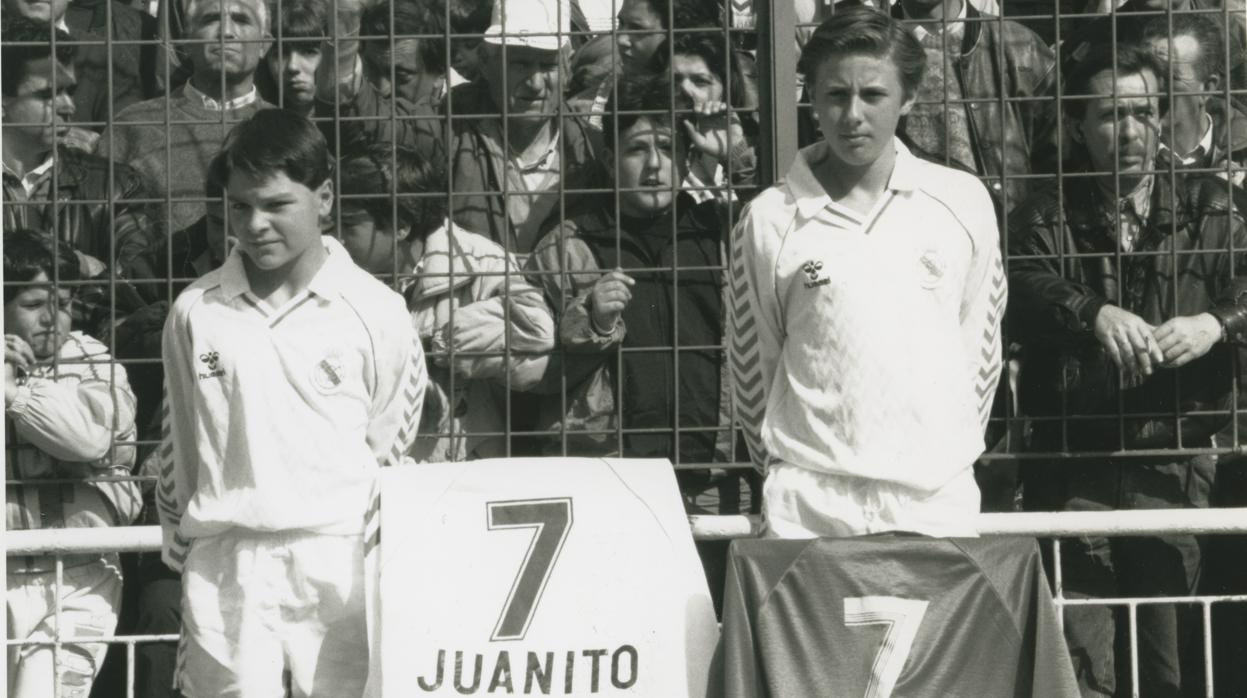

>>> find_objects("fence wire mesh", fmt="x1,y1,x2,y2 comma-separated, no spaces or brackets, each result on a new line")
3,0,1247,694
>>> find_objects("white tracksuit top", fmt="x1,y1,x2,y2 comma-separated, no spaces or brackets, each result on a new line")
728,139,1006,492
158,237,427,571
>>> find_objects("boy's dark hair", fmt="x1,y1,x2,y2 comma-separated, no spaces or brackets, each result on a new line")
273,0,329,48
797,6,925,99
649,31,728,91
1142,13,1224,85
1063,39,1164,120
361,0,447,76
632,0,720,30
205,155,225,198
338,142,449,243
602,72,675,151
1,17,76,97
4,230,80,305
439,0,493,35
211,111,333,190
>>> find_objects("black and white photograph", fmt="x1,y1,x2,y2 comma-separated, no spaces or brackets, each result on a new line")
3,0,1246,694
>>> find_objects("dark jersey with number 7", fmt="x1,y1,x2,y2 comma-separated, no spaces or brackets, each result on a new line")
712,536,1078,698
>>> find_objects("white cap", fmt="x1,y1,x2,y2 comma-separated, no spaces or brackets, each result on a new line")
483,0,570,51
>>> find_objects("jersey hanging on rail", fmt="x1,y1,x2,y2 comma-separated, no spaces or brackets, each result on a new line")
712,536,1079,698
367,457,719,698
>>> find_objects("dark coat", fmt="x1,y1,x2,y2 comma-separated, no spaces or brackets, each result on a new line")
65,0,159,129
2,147,156,271
1007,172,1247,452
892,2,1058,211
525,194,727,463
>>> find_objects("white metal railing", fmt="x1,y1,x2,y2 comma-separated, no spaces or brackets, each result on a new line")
10,508,1247,551
8,511,1247,698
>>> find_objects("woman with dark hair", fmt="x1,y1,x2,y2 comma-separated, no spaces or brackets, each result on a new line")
648,31,759,204
728,6,1005,538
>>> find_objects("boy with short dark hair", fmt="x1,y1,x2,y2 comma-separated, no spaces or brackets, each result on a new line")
158,110,426,698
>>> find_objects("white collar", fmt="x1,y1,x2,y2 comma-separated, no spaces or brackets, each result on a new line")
786,138,920,220
184,81,259,111
220,236,349,300
1185,112,1216,164
1158,112,1215,166
909,0,968,43
2,153,56,197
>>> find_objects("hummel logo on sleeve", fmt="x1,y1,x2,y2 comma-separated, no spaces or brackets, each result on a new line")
803,260,830,288
198,351,225,380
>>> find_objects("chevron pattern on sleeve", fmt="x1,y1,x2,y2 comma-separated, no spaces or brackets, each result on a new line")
384,334,428,469
728,221,769,471
975,255,1007,433
156,390,191,569
155,393,178,526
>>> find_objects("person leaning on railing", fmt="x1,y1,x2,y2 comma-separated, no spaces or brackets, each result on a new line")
1006,36,1247,697
4,230,143,698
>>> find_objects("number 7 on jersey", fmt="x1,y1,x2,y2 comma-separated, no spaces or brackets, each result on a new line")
486,498,574,642
843,596,929,698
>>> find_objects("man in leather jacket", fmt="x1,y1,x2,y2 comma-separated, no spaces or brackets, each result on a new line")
893,0,1056,213
1007,39,1247,697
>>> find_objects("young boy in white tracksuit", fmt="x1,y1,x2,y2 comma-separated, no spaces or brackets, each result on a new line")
158,111,426,698
728,8,1005,538
5,230,143,698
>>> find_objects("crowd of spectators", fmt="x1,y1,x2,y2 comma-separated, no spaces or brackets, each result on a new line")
2,0,1246,694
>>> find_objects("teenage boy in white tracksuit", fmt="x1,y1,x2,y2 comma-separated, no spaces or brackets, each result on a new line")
728,8,1005,539
158,111,426,698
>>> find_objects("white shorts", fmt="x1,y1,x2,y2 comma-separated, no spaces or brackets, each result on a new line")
7,556,122,698
177,531,368,698
763,463,981,539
